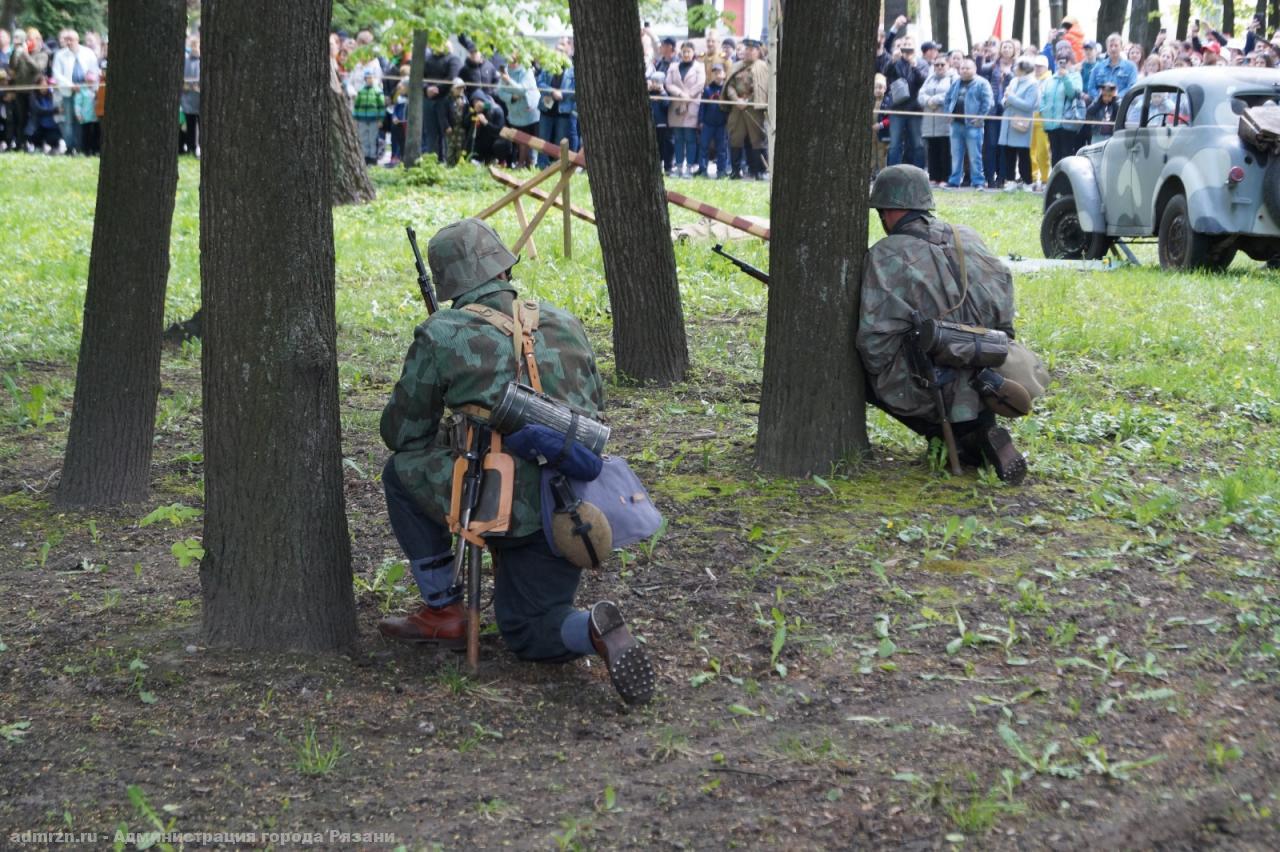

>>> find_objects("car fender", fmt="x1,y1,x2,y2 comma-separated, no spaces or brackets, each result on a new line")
1044,156,1106,233
1157,149,1236,235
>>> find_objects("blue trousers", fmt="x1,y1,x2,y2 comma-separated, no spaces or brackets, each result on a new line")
887,113,923,167
699,123,729,175
537,113,577,167
949,123,985,188
671,127,697,170
382,457,589,661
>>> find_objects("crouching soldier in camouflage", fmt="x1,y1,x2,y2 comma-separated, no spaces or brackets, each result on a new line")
378,218,656,705
860,164,1030,483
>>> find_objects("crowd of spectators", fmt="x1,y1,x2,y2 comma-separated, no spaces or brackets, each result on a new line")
0,26,108,155
329,23,771,179
872,13,1280,192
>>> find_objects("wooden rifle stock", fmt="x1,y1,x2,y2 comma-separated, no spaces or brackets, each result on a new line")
909,312,963,476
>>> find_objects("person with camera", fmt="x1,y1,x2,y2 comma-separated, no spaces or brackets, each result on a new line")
378,219,655,706
884,35,928,168
861,165,1036,484
1040,43,1083,166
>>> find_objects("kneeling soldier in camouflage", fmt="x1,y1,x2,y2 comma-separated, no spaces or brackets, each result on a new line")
378,219,655,705
860,164,1036,483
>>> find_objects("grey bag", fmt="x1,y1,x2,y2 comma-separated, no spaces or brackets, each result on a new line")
889,77,912,107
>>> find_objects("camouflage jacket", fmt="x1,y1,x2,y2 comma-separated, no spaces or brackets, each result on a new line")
858,216,1016,423
381,279,605,538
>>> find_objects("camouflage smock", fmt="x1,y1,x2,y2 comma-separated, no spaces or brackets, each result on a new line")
858,216,1016,423
381,279,605,538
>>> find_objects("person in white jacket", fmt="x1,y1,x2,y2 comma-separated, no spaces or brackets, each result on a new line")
51,29,98,153
918,57,954,184
665,41,705,177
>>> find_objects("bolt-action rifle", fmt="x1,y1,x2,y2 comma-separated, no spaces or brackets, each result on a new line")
908,311,963,476
449,422,486,672
712,244,769,286
407,225,485,669
406,227,439,315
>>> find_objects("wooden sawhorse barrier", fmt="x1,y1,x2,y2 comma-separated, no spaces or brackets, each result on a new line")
475,127,771,259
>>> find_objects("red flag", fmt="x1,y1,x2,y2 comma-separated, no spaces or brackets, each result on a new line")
991,5,1004,39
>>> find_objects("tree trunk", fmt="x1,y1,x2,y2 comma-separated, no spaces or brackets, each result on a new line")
1050,2,1065,28
1097,0,1127,40
767,0,780,176
755,0,871,476
1225,0,1236,35
686,0,705,37
1,0,22,30
1176,0,1192,39
1030,0,1041,46
1128,0,1160,50
403,29,426,168
1012,0,1026,43
883,0,908,27
200,0,356,652
57,0,185,509
930,0,949,47
566,0,689,384
327,63,375,206
959,0,974,50
1258,0,1269,33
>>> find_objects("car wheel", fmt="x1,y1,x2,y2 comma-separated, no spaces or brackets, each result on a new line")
1157,194,1217,270
1040,196,1110,260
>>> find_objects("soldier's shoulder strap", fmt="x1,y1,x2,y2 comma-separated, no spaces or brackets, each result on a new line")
461,300,543,392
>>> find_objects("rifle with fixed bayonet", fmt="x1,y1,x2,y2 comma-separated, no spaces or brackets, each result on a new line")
908,311,963,476
406,226,439,315
712,243,769,286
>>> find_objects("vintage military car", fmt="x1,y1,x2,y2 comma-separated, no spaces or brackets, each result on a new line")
1040,68,1280,269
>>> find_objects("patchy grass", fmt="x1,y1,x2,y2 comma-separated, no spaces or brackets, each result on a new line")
2,156,1280,847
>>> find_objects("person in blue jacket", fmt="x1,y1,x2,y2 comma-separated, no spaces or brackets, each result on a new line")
697,62,730,178
944,58,993,189
536,56,576,167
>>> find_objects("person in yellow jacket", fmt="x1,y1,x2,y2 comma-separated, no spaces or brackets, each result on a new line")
1029,54,1052,189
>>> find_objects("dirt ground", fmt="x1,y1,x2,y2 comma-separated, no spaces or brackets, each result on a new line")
3,352,1280,851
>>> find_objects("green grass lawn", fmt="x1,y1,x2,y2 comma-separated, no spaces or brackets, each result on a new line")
2,155,1280,846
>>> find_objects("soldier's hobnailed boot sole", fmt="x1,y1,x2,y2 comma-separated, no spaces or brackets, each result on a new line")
982,426,1027,485
589,601,656,706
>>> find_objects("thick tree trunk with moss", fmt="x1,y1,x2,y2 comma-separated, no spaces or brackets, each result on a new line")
755,0,872,476
200,0,356,652
57,0,186,509
567,0,689,384
328,63,375,206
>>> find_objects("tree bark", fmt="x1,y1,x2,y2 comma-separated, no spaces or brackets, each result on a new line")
1030,0,1041,46
1050,2,1065,28
931,0,949,47
57,0,185,509
327,63,375,206
1012,0,1026,43
755,0,871,476
1097,0,1127,40
1128,0,1161,50
200,0,356,652
567,0,689,384
402,29,426,168
883,0,908,27
1258,0,1269,34
1225,0,1236,35
1176,0,1192,39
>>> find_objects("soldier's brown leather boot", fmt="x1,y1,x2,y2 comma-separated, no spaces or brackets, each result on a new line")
589,601,656,706
378,602,467,648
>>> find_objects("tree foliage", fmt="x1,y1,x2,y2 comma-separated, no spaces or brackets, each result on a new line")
3,0,106,34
